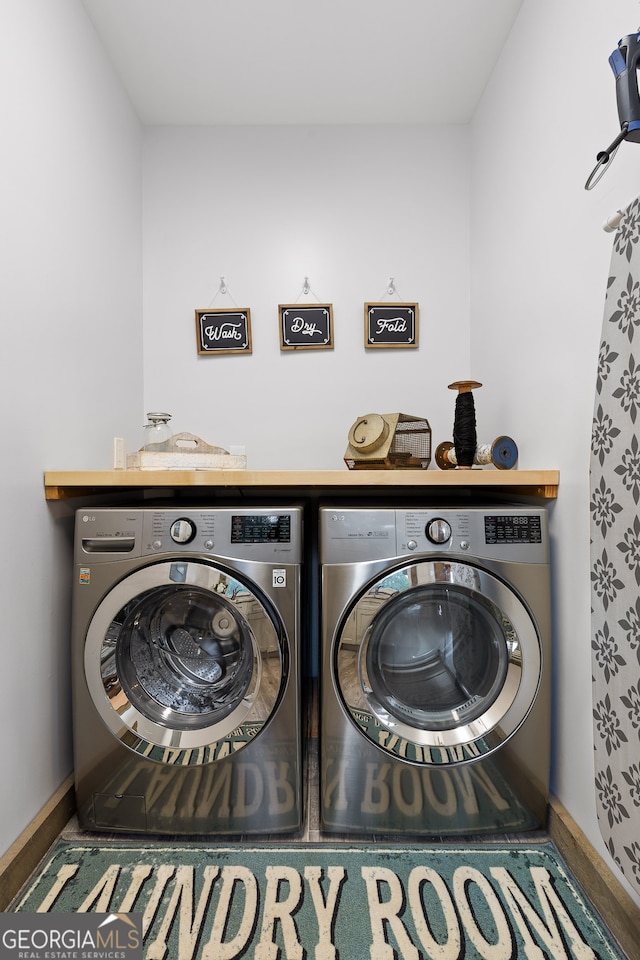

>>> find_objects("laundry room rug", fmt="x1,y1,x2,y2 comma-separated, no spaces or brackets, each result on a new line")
8,840,625,960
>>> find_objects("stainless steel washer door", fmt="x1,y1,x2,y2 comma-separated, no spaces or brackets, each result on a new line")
85,559,284,762
334,559,541,764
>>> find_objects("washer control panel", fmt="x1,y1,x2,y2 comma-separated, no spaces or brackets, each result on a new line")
231,513,291,544
75,507,302,563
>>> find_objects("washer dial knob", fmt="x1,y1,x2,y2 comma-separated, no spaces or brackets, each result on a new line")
426,518,451,544
170,518,196,544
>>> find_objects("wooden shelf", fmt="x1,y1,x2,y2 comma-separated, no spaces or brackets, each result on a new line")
43,468,559,501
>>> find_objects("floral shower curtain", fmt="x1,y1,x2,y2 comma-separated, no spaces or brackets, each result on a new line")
590,197,640,895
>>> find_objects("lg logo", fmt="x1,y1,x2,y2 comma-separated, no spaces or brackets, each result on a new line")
272,569,287,588
82,514,96,523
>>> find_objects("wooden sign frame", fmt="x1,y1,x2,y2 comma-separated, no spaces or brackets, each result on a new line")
195,309,252,355
279,304,334,351
364,302,419,349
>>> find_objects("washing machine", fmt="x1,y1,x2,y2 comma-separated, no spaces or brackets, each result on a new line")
319,505,552,836
71,506,303,835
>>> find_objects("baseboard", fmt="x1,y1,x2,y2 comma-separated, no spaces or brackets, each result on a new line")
0,775,75,911
549,794,640,960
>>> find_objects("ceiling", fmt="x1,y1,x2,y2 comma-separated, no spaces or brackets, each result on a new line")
81,0,523,125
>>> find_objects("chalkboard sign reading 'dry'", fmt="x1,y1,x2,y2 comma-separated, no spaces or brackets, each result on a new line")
195,309,252,356
365,302,419,349
279,304,334,350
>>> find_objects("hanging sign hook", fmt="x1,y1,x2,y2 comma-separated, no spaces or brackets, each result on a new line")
294,276,321,303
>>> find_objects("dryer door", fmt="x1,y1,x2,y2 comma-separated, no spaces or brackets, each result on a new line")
85,559,285,763
334,559,541,765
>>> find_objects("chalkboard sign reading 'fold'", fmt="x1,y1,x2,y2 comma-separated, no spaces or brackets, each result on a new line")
196,309,252,355
279,304,334,350
365,302,419,349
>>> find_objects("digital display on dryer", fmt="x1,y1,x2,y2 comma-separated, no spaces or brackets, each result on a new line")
485,515,542,544
231,514,291,543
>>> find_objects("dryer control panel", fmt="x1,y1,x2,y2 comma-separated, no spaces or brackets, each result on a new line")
398,508,548,564
484,513,542,544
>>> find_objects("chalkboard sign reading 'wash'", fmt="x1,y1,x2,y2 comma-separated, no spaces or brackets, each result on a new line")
365,302,419,348
196,309,252,355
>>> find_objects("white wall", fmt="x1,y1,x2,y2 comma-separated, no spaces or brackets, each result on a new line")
0,0,142,856
471,0,640,907
142,125,470,466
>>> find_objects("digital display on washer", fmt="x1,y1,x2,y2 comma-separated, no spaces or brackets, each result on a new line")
485,515,542,544
231,514,291,544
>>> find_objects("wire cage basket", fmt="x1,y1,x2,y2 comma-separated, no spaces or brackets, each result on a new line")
344,413,432,469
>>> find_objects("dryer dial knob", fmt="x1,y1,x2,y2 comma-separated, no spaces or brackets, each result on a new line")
170,518,196,544
426,518,451,544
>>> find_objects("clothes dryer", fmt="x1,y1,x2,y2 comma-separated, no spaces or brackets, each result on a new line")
320,506,552,836
72,506,303,835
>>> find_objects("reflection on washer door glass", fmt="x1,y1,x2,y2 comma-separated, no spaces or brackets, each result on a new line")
363,584,510,732
376,570,410,593
102,586,256,730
